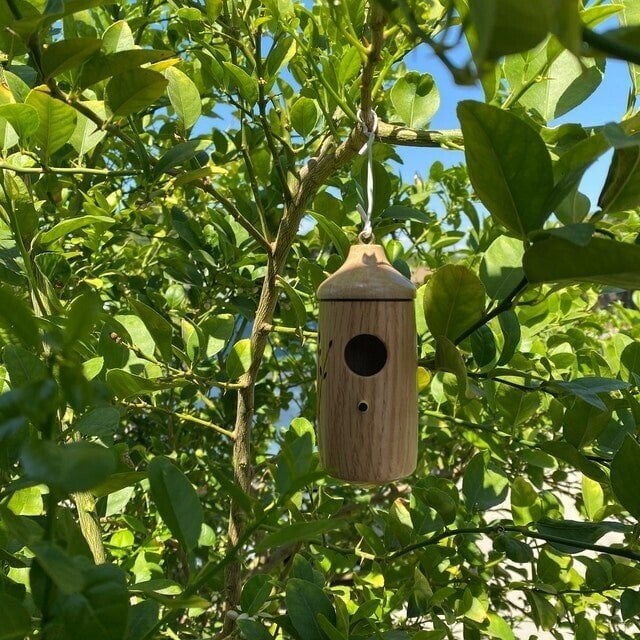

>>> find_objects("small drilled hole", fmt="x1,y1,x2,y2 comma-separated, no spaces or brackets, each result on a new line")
344,334,387,376
358,401,369,412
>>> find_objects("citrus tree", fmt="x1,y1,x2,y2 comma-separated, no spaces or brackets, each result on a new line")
1,0,640,638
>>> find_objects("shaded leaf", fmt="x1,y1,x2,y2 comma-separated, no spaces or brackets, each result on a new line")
148,456,203,551
611,435,640,520
285,578,336,640
106,68,168,117
523,236,640,289
20,440,117,494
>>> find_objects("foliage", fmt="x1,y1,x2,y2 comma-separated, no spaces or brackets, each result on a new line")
0,1,640,639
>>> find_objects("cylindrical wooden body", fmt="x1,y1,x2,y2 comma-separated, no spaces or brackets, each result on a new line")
316,244,418,484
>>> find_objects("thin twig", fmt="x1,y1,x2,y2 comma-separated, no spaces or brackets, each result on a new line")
126,402,235,440
200,183,272,254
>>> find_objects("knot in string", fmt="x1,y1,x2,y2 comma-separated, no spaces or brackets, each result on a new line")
356,108,378,243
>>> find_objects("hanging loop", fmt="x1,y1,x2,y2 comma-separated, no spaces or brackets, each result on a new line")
356,108,378,242
358,230,375,245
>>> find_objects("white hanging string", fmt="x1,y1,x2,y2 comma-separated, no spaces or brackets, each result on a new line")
356,108,378,243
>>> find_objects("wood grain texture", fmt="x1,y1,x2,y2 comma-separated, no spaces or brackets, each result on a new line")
317,244,415,300
317,300,418,484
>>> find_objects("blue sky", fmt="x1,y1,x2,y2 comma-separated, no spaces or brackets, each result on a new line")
393,38,632,209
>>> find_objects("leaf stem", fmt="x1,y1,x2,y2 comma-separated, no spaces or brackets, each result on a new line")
386,524,640,563
454,277,528,345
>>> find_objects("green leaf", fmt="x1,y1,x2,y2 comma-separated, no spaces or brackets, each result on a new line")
494,534,534,564
79,49,173,87
148,456,203,551
200,314,234,357
240,574,272,615
511,476,541,525
65,292,101,347
59,563,129,640
0,288,41,351
237,619,273,640
106,370,175,398
458,101,554,237
390,72,440,128
546,377,628,411
129,299,173,361
0,103,40,140
75,407,120,439
82,357,104,380
3,345,47,387
519,52,604,121
582,475,605,521
479,236,525,301
124,600,160,640
25,86,77,157
470,325,496,368
523,236,640,289
525,590,557,630
468,0,550,60
598,145,640,213
7,485,43,516
285,578,336,640
539,441,608,483
20,440,117,494
226,338,252,380
310,212,350,261
0,593,30,639
165,67,201,131
381,205,431,224
536,518,623,553
563,400,611,448
621,589,640,621
30,541,85,593
463,453,509,511
486,612,516,640
435,336,469,401
153,141,199,179
105,68,168,117
421,487,457,524
223,62,258,104
621,342,640,385
278,277,307,331
611,435,640,520
102,20,135,53
41,38,102,78
290,97,320,137
69,100,107,155
39,215,115,245
423,264,486,341
9,1,115,37
496,309,520,364
256,519,346,553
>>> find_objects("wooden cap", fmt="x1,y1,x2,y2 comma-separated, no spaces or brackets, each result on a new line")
317,244,416,300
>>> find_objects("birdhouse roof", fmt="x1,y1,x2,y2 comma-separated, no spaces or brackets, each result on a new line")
317,244,416,300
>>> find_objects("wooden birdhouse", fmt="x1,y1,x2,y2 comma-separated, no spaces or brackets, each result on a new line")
317,243,418,484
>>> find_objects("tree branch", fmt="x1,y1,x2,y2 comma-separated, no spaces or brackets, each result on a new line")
583,25,640,66
200,183,272,254
220,9,387,636
387,524,640,563
376,122,464,148
454,277,528,345
126,402,236,440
